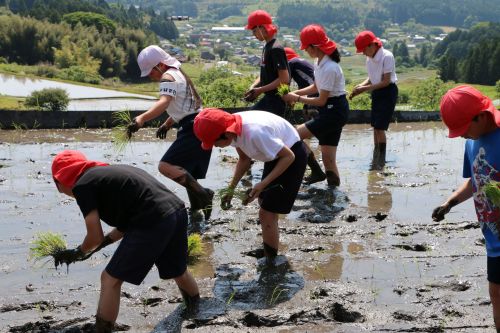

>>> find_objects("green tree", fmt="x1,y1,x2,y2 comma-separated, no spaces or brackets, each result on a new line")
410,76,451,111
25,88,69,111
63,11,117,33
496,80,500,98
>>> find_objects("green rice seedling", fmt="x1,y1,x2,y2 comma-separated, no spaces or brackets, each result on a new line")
111,110,133,152
29,232,67,262
268,285,289,306
276,83,290,97
484,181,500,206
187,233,203,264
226,289,236,305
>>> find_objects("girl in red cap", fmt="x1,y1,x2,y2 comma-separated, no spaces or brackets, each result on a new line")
282,24,349,187
127,45,213,222
193,108,307,263
432,86,500,332
350,30,398,170
51,150,200,332
244,10,290,117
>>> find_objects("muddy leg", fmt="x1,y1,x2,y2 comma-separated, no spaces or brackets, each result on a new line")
489,282,500,331
174,270,200,313
325,170,340,187
304,151,326,185
186,189,204,225
96,271,122,332
173,171,214,221
259,209,279,263
95,315,114,333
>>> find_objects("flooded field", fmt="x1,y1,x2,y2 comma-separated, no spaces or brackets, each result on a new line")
0,122,492,332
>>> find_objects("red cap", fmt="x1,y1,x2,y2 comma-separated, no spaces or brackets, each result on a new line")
284,47,299,61
245,10,277,36
52,150,108,188
299,24,337,55
193,108,242,150
440,85,499,138
354,30,382,53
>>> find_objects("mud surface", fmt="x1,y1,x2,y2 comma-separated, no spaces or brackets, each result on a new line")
0,122,492,332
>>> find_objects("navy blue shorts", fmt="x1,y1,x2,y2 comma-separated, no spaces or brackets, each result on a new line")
305,95,349,146
106,208,188,285
253,93,287,118
371,83,398,130
259,141,307,214
161,114,212,179
487,256,500,284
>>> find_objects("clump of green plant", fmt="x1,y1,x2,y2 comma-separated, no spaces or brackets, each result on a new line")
187,233,203,264
29,232,67,262
217,186,251,204
111,110,133,152
484,181,500,206
276,83,290,97
24,88,69,112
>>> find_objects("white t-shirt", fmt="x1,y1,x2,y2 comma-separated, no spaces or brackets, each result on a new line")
158,68,200,123
231,111,300,162
314,56,346,97
366,47,397,85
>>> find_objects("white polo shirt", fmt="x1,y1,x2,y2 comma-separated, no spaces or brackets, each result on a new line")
231,111,300,162
366,47,397,85
158,68,200,123
314,56,346,97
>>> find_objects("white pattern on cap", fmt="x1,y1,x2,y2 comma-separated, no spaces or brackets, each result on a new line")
137,45,181,77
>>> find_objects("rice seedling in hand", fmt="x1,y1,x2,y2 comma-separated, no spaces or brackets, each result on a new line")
276,83,291,97
111,110,134,152
187,233,203,264
29,232,67,264
484,181,500,206
217,186,251,210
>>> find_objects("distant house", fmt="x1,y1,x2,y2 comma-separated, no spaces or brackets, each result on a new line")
246,55,260,66
201,51,216,60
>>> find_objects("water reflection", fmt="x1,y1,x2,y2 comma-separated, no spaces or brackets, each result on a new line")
367,170,393,214
0,73,156,111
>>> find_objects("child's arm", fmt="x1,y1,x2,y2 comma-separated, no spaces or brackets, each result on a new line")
432,179,473,221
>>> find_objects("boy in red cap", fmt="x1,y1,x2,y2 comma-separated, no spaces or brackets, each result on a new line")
432,85,500,331
51,150,200,332
193,108,307,263
127,45,213,222
244,10,290,117
282,24,349,187
349,30,398,170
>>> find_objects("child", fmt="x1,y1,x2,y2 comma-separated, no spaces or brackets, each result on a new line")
281,24,349,187
349,30,398,170
244,10,290,117
127,45,213,221
193,108,307,262
284,47,318,121
432,85,500,331
51,150,200,333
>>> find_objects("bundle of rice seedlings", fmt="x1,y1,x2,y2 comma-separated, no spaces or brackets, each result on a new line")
484,181,500,206
276,83,291,97
187,233,203,264
111,110,133,152
29,232,67,262
217,186,251,208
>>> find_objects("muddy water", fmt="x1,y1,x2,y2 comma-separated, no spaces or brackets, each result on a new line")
0,122,490,332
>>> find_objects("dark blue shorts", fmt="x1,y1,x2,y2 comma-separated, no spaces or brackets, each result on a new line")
487,256,500,284
371,83,398,130
253,93,287,118
305,95,349,146
106,208,188,285
259,141,307,214
161,114,212,179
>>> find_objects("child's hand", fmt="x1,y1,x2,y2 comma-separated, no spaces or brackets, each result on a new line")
431,203,451,222
281,93,298,104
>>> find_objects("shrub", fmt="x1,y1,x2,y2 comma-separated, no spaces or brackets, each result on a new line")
496,80,500,98
410,76,452,111
56,66,101,84
25,88,69,111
